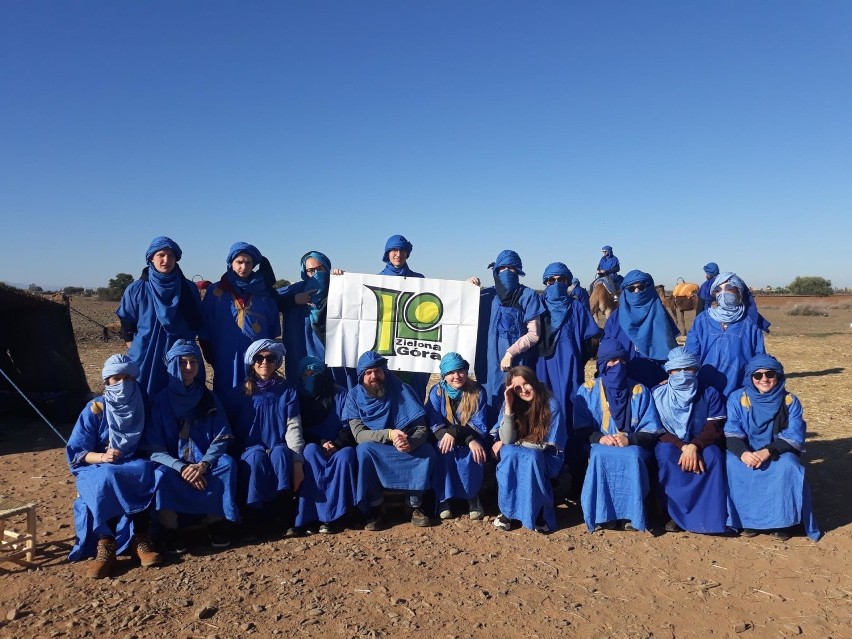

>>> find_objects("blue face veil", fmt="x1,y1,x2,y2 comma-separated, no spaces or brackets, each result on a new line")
654,347,701,440
165,339,206,419
100,354,146,455
616,270,679,360
706,272,770,332
596,338,630,431
491,250,525,305
300,251,332,327
541,262,573,332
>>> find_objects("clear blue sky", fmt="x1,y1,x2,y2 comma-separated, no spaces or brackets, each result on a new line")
2,1,850,290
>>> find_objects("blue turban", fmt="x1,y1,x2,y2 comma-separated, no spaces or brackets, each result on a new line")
703,262,720,277
227,242,263,267
439,352,469,378
745,353,784,379
145,236,182,262
572,277,580,286
596,338,628,365
300,251,332,282
102,354,140,381
243,339,285,378
165,339,205,419
491,249,525,276
382,235,414,263
664,346,700,372
542,262,572,284
356,351,388,380
617,270,679,360
740,353,789,450
297,355,326,378
602,245,612,253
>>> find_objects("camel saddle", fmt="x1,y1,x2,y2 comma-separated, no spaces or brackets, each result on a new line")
672,282,699,298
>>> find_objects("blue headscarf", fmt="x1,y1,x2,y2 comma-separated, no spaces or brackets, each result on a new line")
541,262,573,333
300,251,332,326
707,272,770,331
617,270,679,360
165,339,205,420
100,354,145,456
703,262,720,277
145,236,183,262
438,352,469,401
348,351,427,430
572,277,580,286
142,236,193,334
243,338,285,379
653,347,701,441
741,354,789,450
226,242,262,266
596,338,630,431
225,242,268,297
491,250,525,304
602,245,612,254
296,355,327,396
379,235,423,277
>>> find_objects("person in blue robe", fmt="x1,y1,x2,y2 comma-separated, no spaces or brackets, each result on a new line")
145,340,239,553
224,339,304,537
570,276,591,308
342,351,437,530
66,355,161,578
473,250,546,422
685,272,767,397
535,263,600,481
490,366,567,533
724,354,820,541
425,353,490,521
200,242,282,398
652,347,728,534
592,245,623,294
695,262,720,315
117,236,202,398
278,251,357,392
376,234,429,400
575,339,664,532
293,356,358,534
603,270,680,389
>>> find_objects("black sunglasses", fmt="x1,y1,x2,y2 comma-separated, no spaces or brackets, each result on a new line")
545,276,569,285
752,370,777,381
253,354,277,365
626,283,647,293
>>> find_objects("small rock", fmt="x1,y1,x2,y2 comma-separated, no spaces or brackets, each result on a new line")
128,604,140,613
252,605,265,613
196,606,218,620
306,608,323,617
241,622,256,631
782,624,802,635
734,622,753,633
6,608,21,621
449,548,461,556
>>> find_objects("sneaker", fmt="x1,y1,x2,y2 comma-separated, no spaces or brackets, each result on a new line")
411,508,433,528
364,508,384,532
408,494,423,509
593,521,617,532
131,532,163,567
87,538,116,579
493,514,513,531
739,528,758,538
319,522,338,535
664,519,683,533
468,497,484,521
438,501,453,520
622,521,638,532
534,522,550,534
163,529,188,555
770,528,792,542
284,526,305,539
208,521,231,549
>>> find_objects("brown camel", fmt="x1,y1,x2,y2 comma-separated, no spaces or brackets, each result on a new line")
590,280,617,325
656,281,699,334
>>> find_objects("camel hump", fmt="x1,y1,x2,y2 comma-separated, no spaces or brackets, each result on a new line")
673,282,699,298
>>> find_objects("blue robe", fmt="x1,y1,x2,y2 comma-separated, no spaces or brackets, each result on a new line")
66,398,159,560
474,286,546,419
603,309,677,389
571,286,590,308
278,281,358,391
697,279,714,314
724,390,820,540
425,384,490,502
574,379,663,531
295,388,358,526
652,386,728,533
117,279,202,397
200,281,282,398
685,312,765,397
491,396,567,531
225,379,302,507
146,389,239,523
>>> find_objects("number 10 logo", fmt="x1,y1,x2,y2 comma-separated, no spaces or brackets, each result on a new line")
367,286,444,356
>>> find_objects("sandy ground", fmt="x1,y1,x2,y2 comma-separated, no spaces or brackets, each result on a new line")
0,298,850,639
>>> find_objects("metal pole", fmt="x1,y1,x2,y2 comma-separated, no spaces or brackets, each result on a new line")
0,365,69,445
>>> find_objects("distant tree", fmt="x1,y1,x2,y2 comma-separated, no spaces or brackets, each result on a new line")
273,279,291,289
63,286,85,295
97,272,135,301
28,283,44,293
787,276,833,296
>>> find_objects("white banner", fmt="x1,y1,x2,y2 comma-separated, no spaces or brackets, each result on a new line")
325,273,480,374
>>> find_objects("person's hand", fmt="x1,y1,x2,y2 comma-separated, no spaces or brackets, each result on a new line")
332,268,344,276
612,433,629,448
102,448,122,463
500,353,513,372
322,441,337,457
503,385,515,413
599,435,617,447
491,440,503,459
438,433,455,455
181,464,208,490
469,439,487,464
124,341,133,350
740,451,764,469
467,276,481,286
292,461,304,492
678,444,704,474
390,430,411,453
294,291,312,305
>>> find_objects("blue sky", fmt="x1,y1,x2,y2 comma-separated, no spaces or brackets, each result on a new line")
2,1,850,291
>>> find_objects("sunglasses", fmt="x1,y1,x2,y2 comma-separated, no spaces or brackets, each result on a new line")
545,276,569,285
253,354,277,365
752,370,777,381
626,283,647,293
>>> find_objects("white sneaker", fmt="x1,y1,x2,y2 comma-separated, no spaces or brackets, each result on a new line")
468,497,484,520
493,514,513,531
438,501,452,520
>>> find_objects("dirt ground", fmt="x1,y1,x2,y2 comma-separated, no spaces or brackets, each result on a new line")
1,298,850,639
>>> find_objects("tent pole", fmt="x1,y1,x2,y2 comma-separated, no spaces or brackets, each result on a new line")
0,365,69,445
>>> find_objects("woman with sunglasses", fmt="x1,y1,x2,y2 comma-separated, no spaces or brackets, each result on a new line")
724,354,820,541
685,272,767,397
490,366,566,533
602,270,679,389
575,339,664,532
225,339,305,537
652,347,728,534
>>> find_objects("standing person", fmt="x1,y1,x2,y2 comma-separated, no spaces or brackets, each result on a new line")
117,236,202,397
685,272,767,397
146,340,239,554
225,339,304,537
570,276,591,308
594,245,623,294
343,351,436,530
200,242,281,398
473,250,546,420
695,262,720,315
724,354,820,541
491,366,567,533
66,355,161,578
603,270,680,389
279,250,356,391
426,353,489,521
652,347,728,534
293,356,358,534
575,339,664,532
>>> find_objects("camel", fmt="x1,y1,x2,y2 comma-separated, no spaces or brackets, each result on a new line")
656,280,699,334
589,280,617,325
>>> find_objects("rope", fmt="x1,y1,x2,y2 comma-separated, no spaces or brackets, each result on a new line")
0,365,69,445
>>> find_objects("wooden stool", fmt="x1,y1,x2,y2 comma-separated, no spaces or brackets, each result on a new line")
0,495,37,564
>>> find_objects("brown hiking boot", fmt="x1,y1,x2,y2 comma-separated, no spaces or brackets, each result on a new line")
87,538,116,579
131,532,163,567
